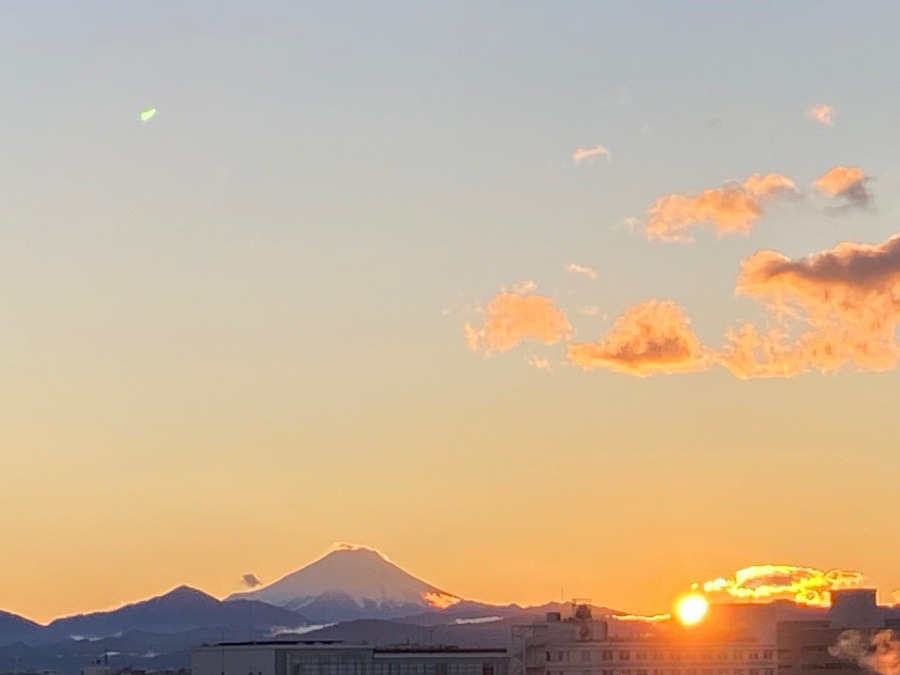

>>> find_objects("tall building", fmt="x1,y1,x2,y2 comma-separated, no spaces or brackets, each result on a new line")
190,642,509,675
512,605,776,675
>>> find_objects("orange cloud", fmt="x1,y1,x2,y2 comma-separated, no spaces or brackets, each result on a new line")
644,173,797,242
807,104,835,126
814,166,872,208
699,564,865,607
573,145,611,164
465,290,572,354
567,300,713,376
723,233,900,378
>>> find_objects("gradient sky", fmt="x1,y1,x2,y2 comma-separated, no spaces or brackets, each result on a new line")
2,1,899,624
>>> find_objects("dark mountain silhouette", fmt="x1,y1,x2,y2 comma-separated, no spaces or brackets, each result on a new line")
0,610,43,647
43,586,307,642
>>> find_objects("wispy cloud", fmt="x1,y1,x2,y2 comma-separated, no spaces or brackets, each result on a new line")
565,262,597,279
643,173,797,242
567,300,713,376
465,288,572,355
573,145,611,165
723,233,900,378
526,354,551,371
814,166,872,209
806,103,834,126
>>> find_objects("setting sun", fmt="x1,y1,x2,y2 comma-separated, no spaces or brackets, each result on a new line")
675,593,709,626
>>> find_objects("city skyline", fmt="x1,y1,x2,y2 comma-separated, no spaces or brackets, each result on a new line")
2,3,898,625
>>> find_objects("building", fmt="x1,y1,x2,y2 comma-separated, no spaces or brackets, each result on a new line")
777,589,900,675
512,605,776,675
191,642,509,675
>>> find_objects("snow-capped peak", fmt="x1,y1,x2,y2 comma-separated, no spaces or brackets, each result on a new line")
226,545,461,621
329,542,392,562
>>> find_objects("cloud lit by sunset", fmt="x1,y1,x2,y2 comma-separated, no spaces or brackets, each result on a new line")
465,289,572,354
643,173,797,242
567,300,713,375
698,565,865,607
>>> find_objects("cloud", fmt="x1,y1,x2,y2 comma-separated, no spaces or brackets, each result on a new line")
829,629,900,675
454,616,503,625
525,354,551,371
511,279,537,294
465,289,572,355
699,564,865,607
723,233,900,378
814,166,872,208
644,173,797,242
241,573,262,588
565,262,598,279
573,145,611,164
807,104,835,126
567,300,713,376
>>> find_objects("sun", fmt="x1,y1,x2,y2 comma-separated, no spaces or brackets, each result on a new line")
674,593,709,626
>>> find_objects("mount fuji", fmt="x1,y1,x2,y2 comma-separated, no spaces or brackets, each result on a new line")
226,544,462,622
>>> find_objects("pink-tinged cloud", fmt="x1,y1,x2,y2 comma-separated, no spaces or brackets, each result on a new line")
814,166,872,208
573,145,611,164
723,233,900,378
565,262,598,279
644,173,797,242
567,300,713,376
465,290,572,355
806,104,834,126
526,354,551,371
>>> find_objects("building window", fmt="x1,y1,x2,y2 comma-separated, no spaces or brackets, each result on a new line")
749,654,759,662
733,654,743,663
582,653,592,663
621,670,632,675
437,665,448,675
733,670,744,675
653,654,663,662
637,670,648,675
602,652,613,662
559,653,565,663
749,669,759,675
619,652,631,662
602,670,613,675
762,653,773,662
637,653,647,662
547,653,553,663
764,670,774,675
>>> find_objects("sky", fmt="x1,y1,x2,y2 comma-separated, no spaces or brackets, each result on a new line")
1,1,899,624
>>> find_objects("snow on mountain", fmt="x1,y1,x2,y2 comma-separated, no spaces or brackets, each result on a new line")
226,543,460,621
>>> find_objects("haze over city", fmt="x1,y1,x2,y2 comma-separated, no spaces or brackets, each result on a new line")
1,0,898,645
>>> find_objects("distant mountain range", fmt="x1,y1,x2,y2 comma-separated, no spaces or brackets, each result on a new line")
0,545,590,672
5,545,895,675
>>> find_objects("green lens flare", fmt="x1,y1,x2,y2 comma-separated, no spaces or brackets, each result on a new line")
140,107,157,122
